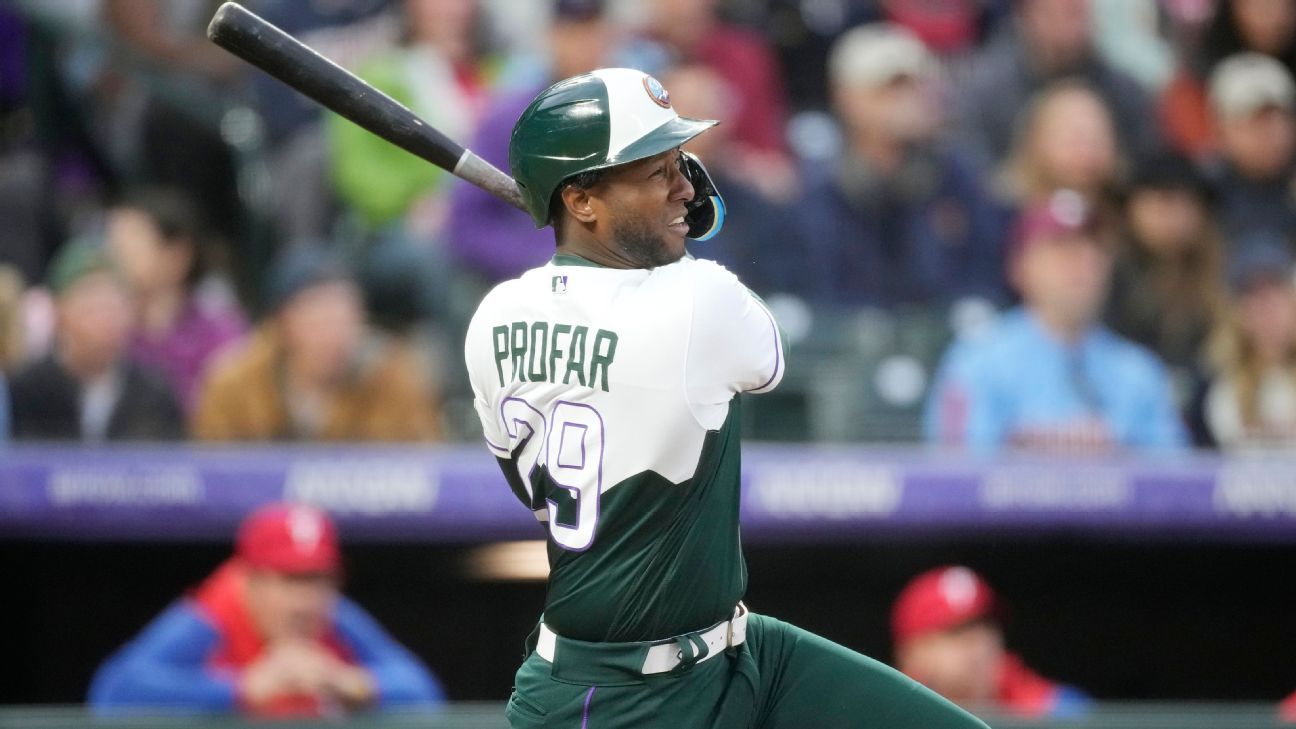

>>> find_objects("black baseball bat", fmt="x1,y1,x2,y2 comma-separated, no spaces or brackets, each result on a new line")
206,1,527,212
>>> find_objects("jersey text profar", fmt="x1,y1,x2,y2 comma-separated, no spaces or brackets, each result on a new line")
491,321,618,391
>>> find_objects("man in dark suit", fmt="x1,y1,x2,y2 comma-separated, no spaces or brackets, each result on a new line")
8,239,183,441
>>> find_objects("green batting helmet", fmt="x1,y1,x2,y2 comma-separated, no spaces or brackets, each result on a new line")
509,67,726,240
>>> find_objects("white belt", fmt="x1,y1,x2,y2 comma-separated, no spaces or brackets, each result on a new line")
536,603,748,675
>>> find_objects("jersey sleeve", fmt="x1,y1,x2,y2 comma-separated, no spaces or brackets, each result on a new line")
685,262,786,423
87,602,237,714
464,295,511,458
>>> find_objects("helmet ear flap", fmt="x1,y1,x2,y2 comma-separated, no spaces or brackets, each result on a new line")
681,152,726,241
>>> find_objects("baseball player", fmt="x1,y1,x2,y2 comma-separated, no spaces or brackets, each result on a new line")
465,68,988,729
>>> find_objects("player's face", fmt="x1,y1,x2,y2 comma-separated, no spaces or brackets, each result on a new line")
1033,90,1117,194
56,272,133,375
1238,279,1296,361
1126,188,1206,255
593,149,695,268
896,621,1004,705
1015,232,1112,330
246,569,339,643
1220,106,1296,181
106,207,194,295
278,280,365,384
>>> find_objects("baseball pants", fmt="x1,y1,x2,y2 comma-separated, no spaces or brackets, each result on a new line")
505,612,990,729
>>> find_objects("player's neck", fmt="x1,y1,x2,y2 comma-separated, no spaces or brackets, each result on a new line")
555,240,635,270
1031,306,1090,345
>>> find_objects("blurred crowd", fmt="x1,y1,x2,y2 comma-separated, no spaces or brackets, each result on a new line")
2,0,1296,451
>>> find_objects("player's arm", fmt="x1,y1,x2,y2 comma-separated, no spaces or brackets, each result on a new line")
463,298,548,516
464,302,514,458
87,603,238,714
687,262,786,400
330,597,446,708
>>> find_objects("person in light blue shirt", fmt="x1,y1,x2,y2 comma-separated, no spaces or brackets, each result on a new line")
925,190,1188,452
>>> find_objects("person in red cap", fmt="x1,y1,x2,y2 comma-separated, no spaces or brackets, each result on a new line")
1281,689,1296,722
891,565,1089,718
924,189,1188,452
88,503,444,717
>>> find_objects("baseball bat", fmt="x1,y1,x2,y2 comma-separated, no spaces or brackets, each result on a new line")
206,1,527,212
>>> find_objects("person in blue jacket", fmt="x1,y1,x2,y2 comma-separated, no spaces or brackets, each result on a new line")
925,190,1188,452
0,371,10,442
89,503,444,717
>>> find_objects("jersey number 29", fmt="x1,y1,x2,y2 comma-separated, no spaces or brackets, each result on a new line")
500,397,605,551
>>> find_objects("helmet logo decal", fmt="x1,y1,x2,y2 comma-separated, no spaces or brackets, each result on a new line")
643,75,671,108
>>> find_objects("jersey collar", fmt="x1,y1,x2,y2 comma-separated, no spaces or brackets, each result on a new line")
550,252,608,268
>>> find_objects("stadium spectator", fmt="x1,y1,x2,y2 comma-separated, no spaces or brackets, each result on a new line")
447,0,613,284
100,0,247,242
249,0,399,148
925,190,1187,452
1162,0,1296,158
0,263,25,372
881,0,985,59
193,247,441,442
996,80,1121,212
0,4,45,285
636,0,795,195
1089,0,1176,91
89,502,444,717
0,264,24,440
1203,238,1296,449
797,23,1010,309
327,0,496,237
105,189,247,414
951,0,1158,166
1204,52,1296,244
248,0,400,245
7,240,183,441
1104,152,1224,409
892,565,1090,718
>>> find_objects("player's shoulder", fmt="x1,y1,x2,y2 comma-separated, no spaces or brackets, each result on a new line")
653,256,749,298
468,266,550,320
948,309,1033,364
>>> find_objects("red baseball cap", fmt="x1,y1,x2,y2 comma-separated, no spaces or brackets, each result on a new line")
1009,189,1102,265
891,565,999,646
235,503,340,574
883,0,978,55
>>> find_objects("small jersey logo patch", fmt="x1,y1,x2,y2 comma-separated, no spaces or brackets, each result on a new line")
643,75,671,108
552,275,568,293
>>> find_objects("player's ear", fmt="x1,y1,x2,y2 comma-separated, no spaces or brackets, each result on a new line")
561,185,598,224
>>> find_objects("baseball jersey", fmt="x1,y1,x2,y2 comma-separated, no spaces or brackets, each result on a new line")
465,253,784,643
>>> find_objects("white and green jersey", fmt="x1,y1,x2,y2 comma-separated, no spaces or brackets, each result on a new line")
465,253,784,642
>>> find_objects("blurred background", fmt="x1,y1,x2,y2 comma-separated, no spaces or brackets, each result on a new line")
2,0,1296,726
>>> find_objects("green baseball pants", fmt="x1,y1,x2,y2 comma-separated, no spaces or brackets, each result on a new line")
505,612,991,728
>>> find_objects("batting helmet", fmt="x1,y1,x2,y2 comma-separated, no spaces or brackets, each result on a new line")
509,67,727,241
